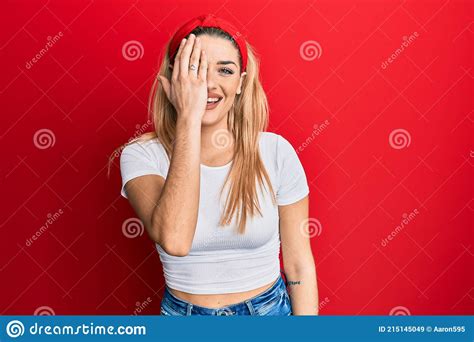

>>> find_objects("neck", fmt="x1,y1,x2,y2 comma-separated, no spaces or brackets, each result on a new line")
200,114,234,152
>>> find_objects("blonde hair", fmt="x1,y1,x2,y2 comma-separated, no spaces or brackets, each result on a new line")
109,27,277,234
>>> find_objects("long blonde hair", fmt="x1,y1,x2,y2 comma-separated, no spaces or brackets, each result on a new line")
109,27,277,234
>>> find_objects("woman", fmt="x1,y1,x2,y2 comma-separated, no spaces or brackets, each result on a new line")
117,14,318,316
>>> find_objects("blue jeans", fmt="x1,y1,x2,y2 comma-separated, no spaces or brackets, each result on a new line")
160,274,293,316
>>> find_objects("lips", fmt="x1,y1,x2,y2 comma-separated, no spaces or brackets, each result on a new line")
207,98,222,104
206,99,222,110
207,92,223,103
207,92,223,98
205,93,223,110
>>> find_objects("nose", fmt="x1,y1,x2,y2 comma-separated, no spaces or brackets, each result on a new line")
206,71,216,88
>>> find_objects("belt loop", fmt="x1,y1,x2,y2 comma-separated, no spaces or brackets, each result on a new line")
186,303,193,316
245,300,255,315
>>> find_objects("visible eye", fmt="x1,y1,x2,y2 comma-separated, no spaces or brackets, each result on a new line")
219,67,234,75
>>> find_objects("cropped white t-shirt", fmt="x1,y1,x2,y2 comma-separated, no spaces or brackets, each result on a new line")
120,131,310,294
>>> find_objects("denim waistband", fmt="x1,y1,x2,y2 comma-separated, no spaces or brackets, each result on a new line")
162,273,286,315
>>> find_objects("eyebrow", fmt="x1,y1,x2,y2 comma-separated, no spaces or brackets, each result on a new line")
216,61,237,67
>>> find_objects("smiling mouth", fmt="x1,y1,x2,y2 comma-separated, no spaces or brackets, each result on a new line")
206,97,223,104
206,97,223,109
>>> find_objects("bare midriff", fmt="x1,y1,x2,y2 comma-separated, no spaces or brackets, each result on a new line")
168,277,278,309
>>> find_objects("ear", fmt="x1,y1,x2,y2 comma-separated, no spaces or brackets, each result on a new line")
236,72,247,95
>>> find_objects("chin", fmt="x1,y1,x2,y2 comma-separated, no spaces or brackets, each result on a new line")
201,114,217,126
201,109,226,126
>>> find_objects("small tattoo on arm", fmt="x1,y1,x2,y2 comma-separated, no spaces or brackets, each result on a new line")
287,280,302,286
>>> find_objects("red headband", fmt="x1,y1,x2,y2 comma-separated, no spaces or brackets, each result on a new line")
168,14,247,72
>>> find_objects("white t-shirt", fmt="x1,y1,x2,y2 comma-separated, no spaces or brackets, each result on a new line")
120,131,310,294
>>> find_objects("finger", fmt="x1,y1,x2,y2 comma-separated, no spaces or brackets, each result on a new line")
172,38,186,80
198,50,208,81
180,33,196,78
189,36,201,78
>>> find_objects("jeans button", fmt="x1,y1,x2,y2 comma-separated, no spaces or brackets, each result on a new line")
217,309,232,316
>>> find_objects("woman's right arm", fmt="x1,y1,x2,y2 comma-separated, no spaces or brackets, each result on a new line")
124,33,208,256
123,117,199,256
150,115,201,256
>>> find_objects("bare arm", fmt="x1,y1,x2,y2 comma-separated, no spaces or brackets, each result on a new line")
150,117,201,256
124,33,208,256
124,120,199,256
279,196,319,315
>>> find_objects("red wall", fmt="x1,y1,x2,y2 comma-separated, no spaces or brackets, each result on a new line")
1,0,472,315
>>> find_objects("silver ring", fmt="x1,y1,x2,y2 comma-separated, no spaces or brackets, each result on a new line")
189,64,197,70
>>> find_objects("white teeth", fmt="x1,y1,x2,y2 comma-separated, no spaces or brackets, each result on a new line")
207,97,220,103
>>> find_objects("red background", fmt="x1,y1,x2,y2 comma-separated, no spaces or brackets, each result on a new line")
0,0,472,315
